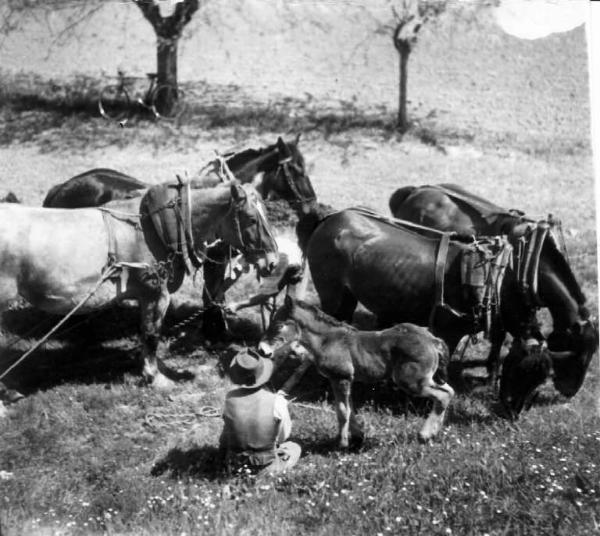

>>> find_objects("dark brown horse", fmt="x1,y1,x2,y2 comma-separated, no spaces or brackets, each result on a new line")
300,208,518,346
258,296,453,447
389,183,597,411
42,136,315,210
297,206,566,417
43,168,149,208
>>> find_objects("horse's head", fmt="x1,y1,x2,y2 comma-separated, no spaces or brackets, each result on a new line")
219,183,279,276
546,315,598,397
261,136,317,210
500,337,553,420
258,295,302,357
533,233,598,398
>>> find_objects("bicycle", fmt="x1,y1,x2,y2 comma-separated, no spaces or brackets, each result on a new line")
98,70,186,122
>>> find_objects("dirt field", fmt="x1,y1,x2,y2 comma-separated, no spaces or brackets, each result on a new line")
0,4,598,536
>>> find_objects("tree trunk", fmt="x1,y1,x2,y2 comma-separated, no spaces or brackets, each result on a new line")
397,46,410,133
155,36,178,112
157,37,178,88
134,0,199,112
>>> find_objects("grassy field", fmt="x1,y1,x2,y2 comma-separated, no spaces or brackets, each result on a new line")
0,5,598,536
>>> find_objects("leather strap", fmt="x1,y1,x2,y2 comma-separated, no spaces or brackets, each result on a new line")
101,209,118,268
428,232,451,329
175,181,203,272
528,222,549,307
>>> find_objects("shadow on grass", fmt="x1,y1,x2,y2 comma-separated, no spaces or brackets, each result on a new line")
151,445,225,481
0,344,139,395
1,304,140,344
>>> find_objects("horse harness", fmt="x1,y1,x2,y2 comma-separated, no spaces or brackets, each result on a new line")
345,207,513,339
99,171,236,289
275,155,316,206
510,217,565,309
423,184,569,308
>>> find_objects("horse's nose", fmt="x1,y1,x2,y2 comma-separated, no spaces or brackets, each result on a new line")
266,252,279,272
258,341,273,357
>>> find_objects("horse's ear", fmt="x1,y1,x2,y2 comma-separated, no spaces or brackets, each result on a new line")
230,182,246,203
294,133,301,145
276,137,291,161
284,294,294,308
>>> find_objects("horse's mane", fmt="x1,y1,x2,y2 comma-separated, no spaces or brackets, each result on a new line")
188,177,229,190
226,146,272,170
292,298,357,331
543,238,587,309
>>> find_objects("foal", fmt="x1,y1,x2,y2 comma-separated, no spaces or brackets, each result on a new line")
258,296,454,447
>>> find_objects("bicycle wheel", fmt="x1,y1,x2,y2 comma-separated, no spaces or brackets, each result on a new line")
98,85,130,122
151,84,185,120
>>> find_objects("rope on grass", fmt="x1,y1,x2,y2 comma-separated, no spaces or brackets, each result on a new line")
143,405,221,432
291,401,336,414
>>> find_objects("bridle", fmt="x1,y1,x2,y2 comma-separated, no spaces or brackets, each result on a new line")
273,156,317,207
221,189,278,261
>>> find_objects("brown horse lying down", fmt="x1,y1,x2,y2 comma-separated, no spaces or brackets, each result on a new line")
258,296,454,447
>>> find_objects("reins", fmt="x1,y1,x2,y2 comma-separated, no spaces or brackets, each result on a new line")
347,206,475,240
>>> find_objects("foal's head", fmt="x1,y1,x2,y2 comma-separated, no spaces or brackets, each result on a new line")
258,296,349,358
258,295,303,358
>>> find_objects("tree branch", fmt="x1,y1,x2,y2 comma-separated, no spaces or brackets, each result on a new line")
133,0,200,39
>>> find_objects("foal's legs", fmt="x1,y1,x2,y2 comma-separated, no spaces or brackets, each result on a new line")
417,377,454,442
139,281,172,389
330,378,355,449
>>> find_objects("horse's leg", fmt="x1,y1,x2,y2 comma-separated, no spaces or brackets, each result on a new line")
336,289,358,324
318,285,357,323
329,378,353,449
487,325,507,391
348,397,365,447
139,283,172,390
202,245,230,341
434,329,466,389
416,377,455,442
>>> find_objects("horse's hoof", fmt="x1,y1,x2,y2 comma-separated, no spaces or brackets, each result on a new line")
417,431,434,444
336,436,350,450
0,382,24,404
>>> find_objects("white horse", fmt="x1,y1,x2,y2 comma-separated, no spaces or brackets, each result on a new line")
0,181,278,389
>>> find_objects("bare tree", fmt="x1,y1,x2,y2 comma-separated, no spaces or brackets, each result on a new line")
133,0,200,92
390,0,447,132
1,0,201,109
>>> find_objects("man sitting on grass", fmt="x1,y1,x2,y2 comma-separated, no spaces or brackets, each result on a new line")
219,350,302,475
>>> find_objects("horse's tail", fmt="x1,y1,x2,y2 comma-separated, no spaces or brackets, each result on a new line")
388,186,416,217
432,337,450,384
296,202,335,254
